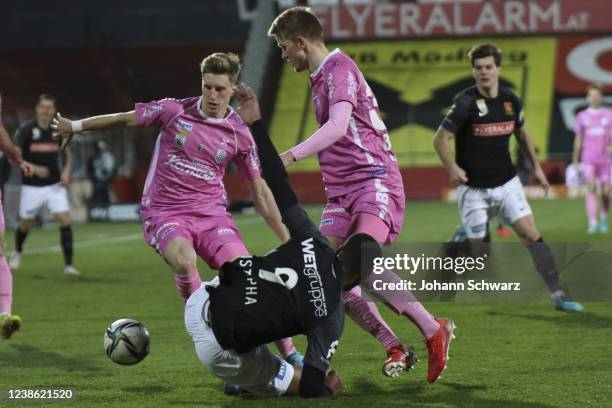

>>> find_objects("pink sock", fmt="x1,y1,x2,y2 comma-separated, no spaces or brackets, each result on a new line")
586,192,598,224
175,270,202,303
0,256,12,315
364,269,440,339
274,338,296,358
343,286,402,349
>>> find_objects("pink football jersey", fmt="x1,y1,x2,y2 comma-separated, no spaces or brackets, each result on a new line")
309,49,403,199
135,97,260,218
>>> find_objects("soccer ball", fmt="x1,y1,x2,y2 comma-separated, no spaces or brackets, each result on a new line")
104,318,150,365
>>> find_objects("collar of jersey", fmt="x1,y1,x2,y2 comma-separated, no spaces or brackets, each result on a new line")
310,48,341,78
196,97,235,122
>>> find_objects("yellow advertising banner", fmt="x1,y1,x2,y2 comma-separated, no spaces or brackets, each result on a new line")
269,37,556,171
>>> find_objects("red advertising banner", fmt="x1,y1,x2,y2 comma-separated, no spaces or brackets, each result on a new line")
555,36,612,94
308,0,611,40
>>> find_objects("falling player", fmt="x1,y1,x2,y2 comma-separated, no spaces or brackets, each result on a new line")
572,83,612,234
52,53,303,365
433,43,583,312
0,93,33,339
268,7,454,382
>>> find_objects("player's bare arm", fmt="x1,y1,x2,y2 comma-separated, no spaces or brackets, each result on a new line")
516,126,549,193
60,146,72,187
572,131,583,170
433,126,467,185
0,125,33,177
51,111,137,150
246,177,290,243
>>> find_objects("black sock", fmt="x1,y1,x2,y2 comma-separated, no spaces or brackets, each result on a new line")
15,228,28,253
59,226,73,266
526,237,562,295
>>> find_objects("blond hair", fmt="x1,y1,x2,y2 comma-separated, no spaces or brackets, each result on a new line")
268,6,323,43
199,53,241,84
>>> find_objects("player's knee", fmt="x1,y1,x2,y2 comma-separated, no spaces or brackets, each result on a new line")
338,233,381,290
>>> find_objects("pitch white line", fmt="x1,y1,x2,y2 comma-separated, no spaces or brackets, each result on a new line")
25,233,143,255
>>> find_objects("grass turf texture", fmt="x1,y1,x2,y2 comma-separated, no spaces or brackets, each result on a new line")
0,199,610,407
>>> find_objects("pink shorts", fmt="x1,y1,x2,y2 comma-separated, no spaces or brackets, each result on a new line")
582,161,612,185
142,212,248,270
319,179,405,245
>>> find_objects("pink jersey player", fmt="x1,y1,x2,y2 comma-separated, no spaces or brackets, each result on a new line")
573,84,612,233
269,7,454,383
135,97,261,267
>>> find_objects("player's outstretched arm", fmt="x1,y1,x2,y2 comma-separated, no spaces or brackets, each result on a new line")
235,84,320,239
51,111,137,150
279,101,352,167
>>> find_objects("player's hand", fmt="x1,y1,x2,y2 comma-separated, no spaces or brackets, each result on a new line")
51,112,75,150
234,83,261,126
60,171,70,187
31,164,50,179
280,151,295,168
449,164,468,186
324,369,342,398
534,166,550,195
18,161,33,177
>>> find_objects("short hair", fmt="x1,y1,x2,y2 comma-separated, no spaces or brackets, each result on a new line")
586,83,603,95
339,233,381,290
199,53,241,84
37,94,56,106
268,6,323,43
468,44,502,67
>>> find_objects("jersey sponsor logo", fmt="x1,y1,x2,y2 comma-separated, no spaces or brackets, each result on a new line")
476,99,488,117
30,142,59,153
215,149,227,164
155,222,179,237
142,104,163,118
301,237,328,318
321,218,334,226
159,227,175,240
472,121,515,137
327,72,336,100
322,207,346,214
175,119,193,132
32,128,42,140
347,71,357,99
164,154,216,180
504,102,514,116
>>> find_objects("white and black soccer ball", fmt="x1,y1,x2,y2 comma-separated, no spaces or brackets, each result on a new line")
104,318,150,365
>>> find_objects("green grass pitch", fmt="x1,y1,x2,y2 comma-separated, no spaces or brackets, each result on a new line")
0,199,610,407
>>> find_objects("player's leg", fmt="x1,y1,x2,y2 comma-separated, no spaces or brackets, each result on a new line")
582,164,598,233
500,177,583,312
0,193,21,339
10,185,44,270
49,184,78,275
596,162,610,233
195,218,301,364
162,237,202,301
184,283,296,397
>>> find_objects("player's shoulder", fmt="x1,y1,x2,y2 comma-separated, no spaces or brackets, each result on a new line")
327,49,359,72
453,86,478,105
16,118,36,133
499,86,521,103
226,109,249,130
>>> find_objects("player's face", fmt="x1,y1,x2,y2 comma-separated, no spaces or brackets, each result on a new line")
472,56,500,90
201,73,234,119
587,88,603,108
35,99,56,127
277,38,308,72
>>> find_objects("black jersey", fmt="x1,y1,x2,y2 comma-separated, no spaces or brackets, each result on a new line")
441,85,525,188
208,205,344,373
14,119,62,186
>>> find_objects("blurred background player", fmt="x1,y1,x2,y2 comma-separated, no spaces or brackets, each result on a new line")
268,7,454,382
433,43,583,312
9,94,78,275
572,84,612,234
52,52,303,365
0,93,33,339
87,140,116,207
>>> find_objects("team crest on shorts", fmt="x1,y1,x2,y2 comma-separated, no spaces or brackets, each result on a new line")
215,149,226,164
